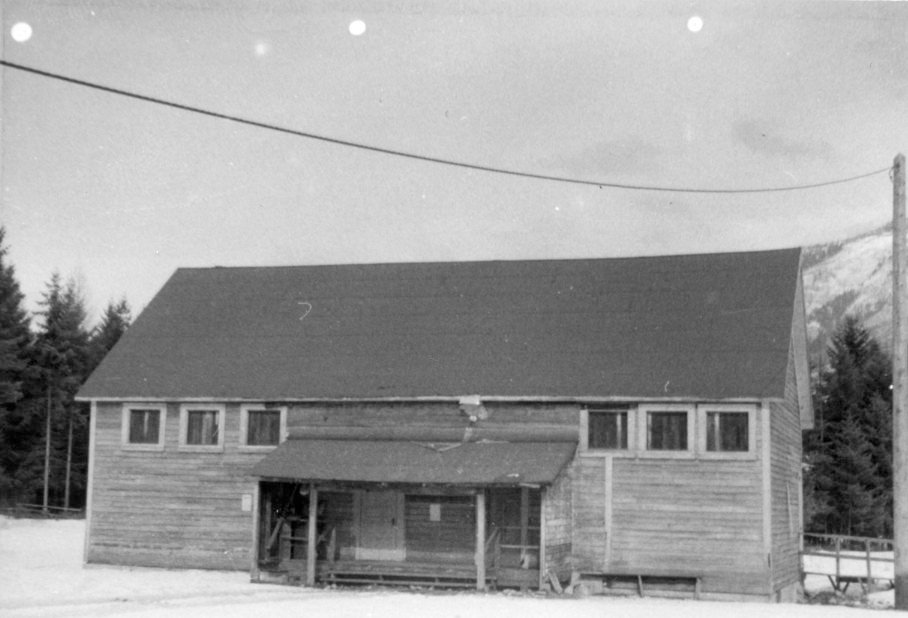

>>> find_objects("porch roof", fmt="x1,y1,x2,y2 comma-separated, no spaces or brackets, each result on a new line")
252,439,577,486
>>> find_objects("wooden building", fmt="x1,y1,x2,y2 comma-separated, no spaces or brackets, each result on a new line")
77,248,811,601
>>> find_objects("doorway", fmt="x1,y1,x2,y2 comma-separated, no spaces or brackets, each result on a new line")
357,489,405,561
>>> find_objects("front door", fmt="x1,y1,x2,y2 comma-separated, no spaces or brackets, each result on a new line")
357,489,405,561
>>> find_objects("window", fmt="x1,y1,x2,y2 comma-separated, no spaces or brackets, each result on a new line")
647,411,687,450
121,404,166,450
706,411,748,452
130,408,161,443
588,409,629,450
179,404,226,450
638,404,694,456
187,409,219,445
240,405,287,448
698,405,756,458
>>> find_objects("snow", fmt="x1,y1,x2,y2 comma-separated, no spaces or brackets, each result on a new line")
802,229,893,338
0,516,894,617
803,550,894,581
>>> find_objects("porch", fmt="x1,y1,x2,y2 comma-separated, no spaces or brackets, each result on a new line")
254,483,543,590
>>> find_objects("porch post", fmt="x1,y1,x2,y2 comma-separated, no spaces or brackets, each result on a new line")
538,487,547,591
251,482,261,582
306,483,318,586
520,487,529,558
475,490,486,590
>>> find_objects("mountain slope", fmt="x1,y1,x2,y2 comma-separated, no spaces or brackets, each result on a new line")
802,224,893,367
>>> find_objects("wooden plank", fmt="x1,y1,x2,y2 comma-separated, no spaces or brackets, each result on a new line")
520,487,529,556
83,400,97,565
761,401,772,599
604,455,612,564
475,491,485,590
251,482,261,580
538,487,546,591
306,484,317,586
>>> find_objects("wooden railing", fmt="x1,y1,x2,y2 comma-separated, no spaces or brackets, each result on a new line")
485,527,501,573
802,533,894,591
8,503,84,518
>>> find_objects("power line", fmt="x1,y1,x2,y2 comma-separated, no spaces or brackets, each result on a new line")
0,59,893,194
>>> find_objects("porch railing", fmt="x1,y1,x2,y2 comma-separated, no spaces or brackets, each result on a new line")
802,532,894,591
485,527,501,573
497,524,540,568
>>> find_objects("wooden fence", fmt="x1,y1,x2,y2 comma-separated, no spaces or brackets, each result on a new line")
1,503,85,519
802,532,894,592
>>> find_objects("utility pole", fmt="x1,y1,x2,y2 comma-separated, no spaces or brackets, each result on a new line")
893,152,907,610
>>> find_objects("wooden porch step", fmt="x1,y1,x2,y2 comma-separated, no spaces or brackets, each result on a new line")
579,571,701,599
319,560,496,589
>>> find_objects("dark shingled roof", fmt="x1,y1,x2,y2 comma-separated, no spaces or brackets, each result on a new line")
78,248,803,401
253,439,577,486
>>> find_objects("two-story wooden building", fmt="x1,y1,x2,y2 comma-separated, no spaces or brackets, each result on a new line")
77,248,811,601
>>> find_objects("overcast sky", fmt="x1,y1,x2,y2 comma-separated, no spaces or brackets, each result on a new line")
2,0,907,322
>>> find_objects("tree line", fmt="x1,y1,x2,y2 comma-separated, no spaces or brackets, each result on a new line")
0,228,131,510
805,315,893,538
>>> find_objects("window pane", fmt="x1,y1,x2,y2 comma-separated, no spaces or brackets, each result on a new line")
248,409,281,445
647,411,687,450
707,412,749,452
588,410,627,449
129,409,159,444
187,410,219,445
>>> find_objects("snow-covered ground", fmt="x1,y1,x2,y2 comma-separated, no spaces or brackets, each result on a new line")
803,549,894,581
0,516,893,617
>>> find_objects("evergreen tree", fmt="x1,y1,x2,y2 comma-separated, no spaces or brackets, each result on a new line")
0,228,33,505
15,273,92,508
805,316,893,537
88,298,131,373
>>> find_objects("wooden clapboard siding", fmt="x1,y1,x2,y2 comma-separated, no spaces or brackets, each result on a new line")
544,464,573,578
321,491,356,560
88,401,263,570
572,423,768,596
405,495,475,562
571,457,607,571
610,456,766,595
769,343,803,596
288,401,578,431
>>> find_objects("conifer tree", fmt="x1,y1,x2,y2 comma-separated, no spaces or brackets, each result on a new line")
0,228,33,505
17,273,92,508
88,298,131,374
805,316,893,537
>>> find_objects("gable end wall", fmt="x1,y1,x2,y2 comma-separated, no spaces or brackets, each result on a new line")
87,401,258,570
769,343,804,600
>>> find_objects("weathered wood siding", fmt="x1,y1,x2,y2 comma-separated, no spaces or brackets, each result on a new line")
405,495,474,562
572,457,608,571
89,400,579,570
543,464,573,579
572,417,769,596
288,401,578,433
88,402,261,570
321,490,356,560
770,344,804,597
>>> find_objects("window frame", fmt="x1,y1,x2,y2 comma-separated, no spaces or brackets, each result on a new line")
121,404,167,451
637,403,695,459
697,404,757,459
580,406,635,456
239,404,287,450
179,404,226,451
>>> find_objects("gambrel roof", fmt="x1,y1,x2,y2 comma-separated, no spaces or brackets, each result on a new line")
78,248,807,403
